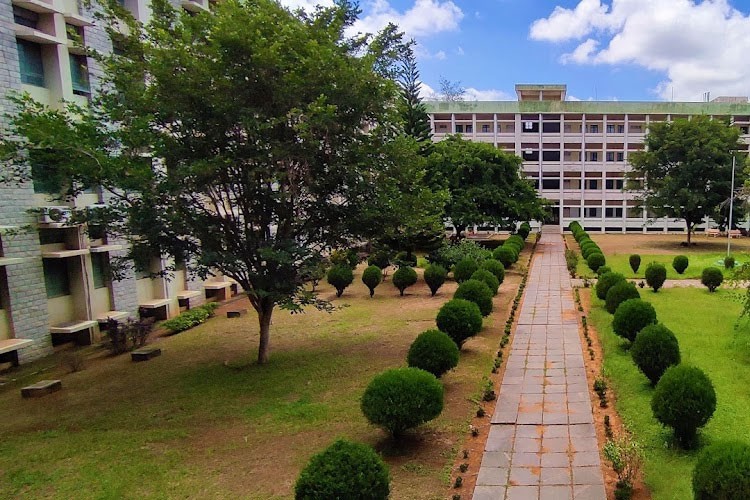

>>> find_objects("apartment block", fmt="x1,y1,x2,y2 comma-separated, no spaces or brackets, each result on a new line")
0,0,232,365
425,84,750,233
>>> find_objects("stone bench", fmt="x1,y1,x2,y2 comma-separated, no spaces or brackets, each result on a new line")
21,379,62,398
0,338,33,367
50,320,98,345
131,346,161,362
227,309,247,318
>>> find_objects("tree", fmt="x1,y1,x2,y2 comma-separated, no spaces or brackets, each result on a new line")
397,46,432,153
626,116,745,244
0,0,408,364
425,136,547,235
438,77,465,102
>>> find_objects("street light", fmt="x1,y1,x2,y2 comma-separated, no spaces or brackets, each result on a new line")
728,152,737,257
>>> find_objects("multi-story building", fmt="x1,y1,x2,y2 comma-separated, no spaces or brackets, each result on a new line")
425,84,750,233
0,0,232,365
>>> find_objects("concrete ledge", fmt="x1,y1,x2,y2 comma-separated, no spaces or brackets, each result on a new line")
50,320,97,334
21,380,62,398
204,282,232,290
139,299,171,309
131,347,161,362
96,311,129,323
176,290,201,300
0,338,33,356
227,309,247,318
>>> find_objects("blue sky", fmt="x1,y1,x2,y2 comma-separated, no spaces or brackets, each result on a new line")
281,0,750,102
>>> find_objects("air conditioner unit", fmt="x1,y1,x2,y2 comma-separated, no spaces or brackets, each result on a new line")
39,206,72,224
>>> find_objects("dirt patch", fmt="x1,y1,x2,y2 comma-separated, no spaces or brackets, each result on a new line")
568,233,750,256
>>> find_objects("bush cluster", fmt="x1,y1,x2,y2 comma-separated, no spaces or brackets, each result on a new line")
645,262,667,292
586,252,606,273
367,250,390,271
327,264,354,297
330,248,360,269
605,281,641,314
454,279,493,316
429,239,491,269
161,303,220,333
612,298,657,342
596,272,626,300
692,441,750,500
394,251,417,268
361,367,444,438
517,222,531,239
436,298,483,347
492,246,516,268
453,258,478,283
631,324,680,385
470,269,499,295
407,329,459,378
701,267,723,292
672,255,689,275
392,266,417,296
361,265,382,297
480,259,505,284
423,264,447,296
568,222,606,272
295,439,390,500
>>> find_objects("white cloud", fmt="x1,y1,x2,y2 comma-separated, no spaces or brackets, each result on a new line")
456,46,465,56
530,0,750,101
464,88,512,101
352,0,464,39
567,95,582,101
434,50,447,60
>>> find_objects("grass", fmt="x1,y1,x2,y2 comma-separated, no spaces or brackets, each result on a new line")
575,251,747,280
0,262,522,499
586,285,750,500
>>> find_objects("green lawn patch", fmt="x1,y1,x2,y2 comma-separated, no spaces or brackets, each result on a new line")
587,286,750,500
577,253,747,280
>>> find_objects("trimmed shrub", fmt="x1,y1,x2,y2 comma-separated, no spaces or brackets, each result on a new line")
362,265,382,298
596,272,627,300
295,439,390,500
612,298,657,342
429,240,491,269
597,265,611,276
454,279,493,316
507,235,525,250
645,262,667,292
672,255,689,275
436,298,483,347
392,266,418,296
327,265,354,297
423,264,447,297
367,251,390,270
517,223,531,239
453,258,479,283
587,252,606,272
652,365,716,447
605,281,641,314
470,269,500,295
629,254,641,273
631,324,681,385
407,329,460,378
725,255,736,269
480,259,505,284
692,441,750,500
161,303,217,333
493,246,515,268
701,267,724,292
361,367,444,438
394,251,417,267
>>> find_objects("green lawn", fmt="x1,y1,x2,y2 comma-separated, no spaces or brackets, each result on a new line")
587,286,750,500
576,252,747,280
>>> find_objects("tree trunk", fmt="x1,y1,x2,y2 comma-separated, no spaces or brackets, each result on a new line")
256,300,274,364
685,219,692,245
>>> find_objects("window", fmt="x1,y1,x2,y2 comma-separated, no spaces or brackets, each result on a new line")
524,121,533,130
617,124,625,133
542,150,561,161
605,207,624,218
438,124,447,130
465,125,473,133
606,152,615,162
31,160,64,194
455,124,463,133
542,122,561,133
605,179,624,190
606,124,615,133
70,54,90,95
588,124,599,133
541,179,560,189
91,253,108,289
617,152,625,161
584,207,601,218
586,179,600,190
13,6,38,28
522,150,539,161
741,126,749,135
563,207,581,218
43,259,71,298
589,152,599,162
563,179,581,189
627,207,643,218
482,124,490,133
17,40,45,87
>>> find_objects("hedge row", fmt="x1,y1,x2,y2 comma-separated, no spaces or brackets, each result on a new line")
568,221,606,273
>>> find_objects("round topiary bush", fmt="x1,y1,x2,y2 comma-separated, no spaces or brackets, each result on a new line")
672,255,689,275
725,255,736,269
295,439,390,500
587,252,606,272
453,258,479,283
361,265,382,298
517,223,531,239
596,272,627,300
480,259,505,284
423,264,447,297
392,266,418,296
645,262,667,292
470,269,500,296
692,440,750,500
493,246,515,268
701,267,724,292
327,265,354,297
436,298,483,347
631,324,680,385
454,279,493,316
367,251,390,271
406,329,460,378
605,281,641,314
652,365,716,448
596,265,611,277
612,298,657,342
630,254,641,273
361,367,444,438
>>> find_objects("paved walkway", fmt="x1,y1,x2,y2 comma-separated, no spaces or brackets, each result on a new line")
473,229,606,500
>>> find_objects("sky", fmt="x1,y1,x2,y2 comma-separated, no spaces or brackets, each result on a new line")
277,0,750,102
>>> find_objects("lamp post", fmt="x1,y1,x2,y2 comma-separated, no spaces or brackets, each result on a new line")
727,152,736,257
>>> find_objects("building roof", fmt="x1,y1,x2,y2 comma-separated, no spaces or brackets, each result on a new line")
424,100,750,115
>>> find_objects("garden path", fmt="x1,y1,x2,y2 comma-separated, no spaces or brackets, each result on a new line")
473,228,606,500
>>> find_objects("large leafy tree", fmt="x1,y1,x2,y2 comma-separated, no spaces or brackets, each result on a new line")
425,136,547,235
397,46,432,153
0,0,410,364
626,116,745,244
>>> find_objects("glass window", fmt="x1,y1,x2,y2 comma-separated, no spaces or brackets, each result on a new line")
31,160,63,194
542,150,561,161
455,124,463,133
465,125,472,133
91,253,108,289
541,179,560,189
17,40,45,87
589,152,599,162
482,124,490,133
13,6,38,28
589,124,599,133
43,259,71,298
606,179,624,190
606,152,615,162
69,54,90,95
617,124,625,133
617,152,625,161
627,207,643,218
584,207,601,218
606,124,615,133
586,179,600,190
605,207,624,218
